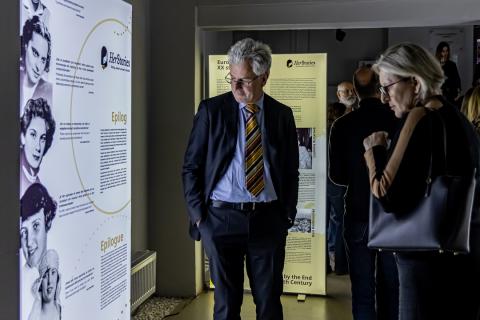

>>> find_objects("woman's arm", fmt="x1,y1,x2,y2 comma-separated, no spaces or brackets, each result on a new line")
364,108,431,213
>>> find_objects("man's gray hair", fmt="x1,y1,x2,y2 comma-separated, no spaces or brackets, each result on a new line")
228,38,272,76
372,42,444,103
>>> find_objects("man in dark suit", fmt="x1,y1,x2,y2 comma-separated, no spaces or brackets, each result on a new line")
182,38,299,320
329,66,399,320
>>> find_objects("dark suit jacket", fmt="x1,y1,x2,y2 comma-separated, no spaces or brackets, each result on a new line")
329,97,398,224
182,91,299,240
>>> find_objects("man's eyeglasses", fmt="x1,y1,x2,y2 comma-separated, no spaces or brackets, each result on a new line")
225,74,259,86
337,89,354,95
378,77,410,97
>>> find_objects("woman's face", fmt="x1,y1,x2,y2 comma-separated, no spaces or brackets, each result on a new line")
25,32,49,86
20,209,47,268
41,267,58,303
22,116,47,169
379,70,416,118
441,46,449,61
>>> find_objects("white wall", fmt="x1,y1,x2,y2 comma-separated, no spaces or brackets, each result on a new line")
202,25,476,103
202,29,387,103
197,0,480,30
389,26,475,94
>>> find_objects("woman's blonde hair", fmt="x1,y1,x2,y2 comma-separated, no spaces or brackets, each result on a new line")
462,86,480,126
373,43,444,103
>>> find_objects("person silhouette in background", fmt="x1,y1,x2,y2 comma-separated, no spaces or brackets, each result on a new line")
461,85,480,134
337,81,357,113
435,41,461,104
326,102,348,275
330,66,399,319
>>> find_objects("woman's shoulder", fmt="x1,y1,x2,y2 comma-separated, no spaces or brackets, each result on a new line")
443,59,459,71
403,107,429,130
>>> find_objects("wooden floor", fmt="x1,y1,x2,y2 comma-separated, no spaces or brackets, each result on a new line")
169,274,352,320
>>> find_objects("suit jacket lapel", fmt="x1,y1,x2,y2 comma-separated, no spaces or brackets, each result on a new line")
263,94,276,164
224,92,239,145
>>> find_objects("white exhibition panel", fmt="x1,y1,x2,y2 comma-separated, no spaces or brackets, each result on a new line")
19,0,132,319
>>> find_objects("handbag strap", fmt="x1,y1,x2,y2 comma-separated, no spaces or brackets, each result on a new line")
425,108,447,196
435,109,448,169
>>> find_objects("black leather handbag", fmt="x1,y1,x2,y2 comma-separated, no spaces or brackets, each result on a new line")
368,111,476,253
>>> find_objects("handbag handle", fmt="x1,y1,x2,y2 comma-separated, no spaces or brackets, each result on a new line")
425,108,447,196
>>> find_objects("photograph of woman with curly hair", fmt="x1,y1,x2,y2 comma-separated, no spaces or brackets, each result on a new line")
20,183,57,320
20,98,56,197
20,15,52,115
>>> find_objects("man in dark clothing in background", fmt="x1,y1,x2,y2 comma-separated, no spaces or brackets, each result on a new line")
329,66,399,320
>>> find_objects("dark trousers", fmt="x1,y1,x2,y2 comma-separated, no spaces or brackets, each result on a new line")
200,203,288,320
396,252,480,320
326,180,348,273
344,221,399,320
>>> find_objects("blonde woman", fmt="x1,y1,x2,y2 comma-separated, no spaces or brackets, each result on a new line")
461,86,480,134
364,43,480,320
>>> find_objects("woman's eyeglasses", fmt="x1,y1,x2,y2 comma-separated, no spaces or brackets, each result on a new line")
378,77,410,97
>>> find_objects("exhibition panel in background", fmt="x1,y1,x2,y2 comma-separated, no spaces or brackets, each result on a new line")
19,0,132,319
208,54,327,295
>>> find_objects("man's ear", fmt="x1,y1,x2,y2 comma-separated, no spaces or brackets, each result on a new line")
261,71,269,86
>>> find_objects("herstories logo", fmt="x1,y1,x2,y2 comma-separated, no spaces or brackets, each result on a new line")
100,46,131,71
101,46,108,69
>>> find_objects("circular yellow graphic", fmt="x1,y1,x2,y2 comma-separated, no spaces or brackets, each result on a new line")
70,19,131,214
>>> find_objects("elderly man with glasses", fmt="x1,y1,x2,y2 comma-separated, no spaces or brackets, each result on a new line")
183,38,299,320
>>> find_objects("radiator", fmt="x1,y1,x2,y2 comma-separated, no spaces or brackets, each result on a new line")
131,250,157,313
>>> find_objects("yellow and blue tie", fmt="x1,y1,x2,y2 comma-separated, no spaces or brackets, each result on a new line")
245,104,264,197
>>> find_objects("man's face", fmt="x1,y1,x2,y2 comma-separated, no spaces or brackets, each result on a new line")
21,116,47,169
25,32,49,86
229,61,267,104
41,267,58,303
20,209,47,268
337,82,356,106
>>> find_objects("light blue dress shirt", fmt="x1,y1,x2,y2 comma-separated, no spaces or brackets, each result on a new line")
211,95,277,203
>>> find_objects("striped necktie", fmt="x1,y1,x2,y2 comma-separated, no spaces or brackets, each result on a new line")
245,103,264,197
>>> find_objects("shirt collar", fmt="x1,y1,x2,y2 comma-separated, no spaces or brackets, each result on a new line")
239,94,265,111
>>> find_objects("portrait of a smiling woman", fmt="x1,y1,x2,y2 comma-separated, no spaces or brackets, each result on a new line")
20,15,52,115
29,249,62,320
20,183,57,320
